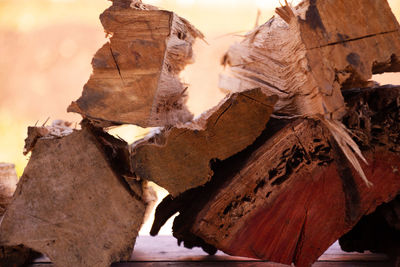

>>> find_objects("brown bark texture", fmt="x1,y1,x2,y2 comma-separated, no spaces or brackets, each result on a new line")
0,124,147,267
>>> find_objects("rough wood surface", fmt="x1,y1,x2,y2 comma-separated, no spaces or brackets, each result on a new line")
152,85,400,267
220,0,400,119
0,125,147,267
131,88,277,196
68,0,203,128
219,0,400,184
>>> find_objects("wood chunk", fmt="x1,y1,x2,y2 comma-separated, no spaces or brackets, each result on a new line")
220,0,400,119
68,0,203,128
152,85,400,266
131,88,277,196
0,126,146,267
220,0,400,187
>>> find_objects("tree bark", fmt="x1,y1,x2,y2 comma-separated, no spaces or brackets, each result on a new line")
0,123,147,267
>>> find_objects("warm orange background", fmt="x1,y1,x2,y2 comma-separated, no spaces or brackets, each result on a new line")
0,0,399,174
0,0,399,234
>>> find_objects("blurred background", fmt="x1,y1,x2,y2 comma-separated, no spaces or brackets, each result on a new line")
0,0,399,234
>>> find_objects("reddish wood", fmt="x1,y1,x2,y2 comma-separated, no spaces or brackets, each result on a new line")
151,86,400,267
219,149,400,266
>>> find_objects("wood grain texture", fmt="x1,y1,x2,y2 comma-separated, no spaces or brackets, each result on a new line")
0,127,147,267
220,0,400,119
68,0,203,127
152,86,400,267
131,88,277,196
220,0,400,188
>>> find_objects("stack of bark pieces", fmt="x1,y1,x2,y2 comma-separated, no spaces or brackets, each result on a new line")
1,0,400,266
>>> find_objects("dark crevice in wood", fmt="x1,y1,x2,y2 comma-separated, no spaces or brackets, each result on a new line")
339,195,400,257
331,137,361,224
309,30,399,50
151,118,291,253
109,45,125,86
293,209,308,264
152,85,400,262
82,120,144,202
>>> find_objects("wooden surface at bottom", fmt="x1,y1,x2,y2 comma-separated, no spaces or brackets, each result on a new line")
29,236,393,266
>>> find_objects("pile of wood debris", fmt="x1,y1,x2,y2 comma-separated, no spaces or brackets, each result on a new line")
1,0,400,266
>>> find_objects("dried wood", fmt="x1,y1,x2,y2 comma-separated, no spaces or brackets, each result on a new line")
220,0,400,185
152,85,400,267
0,124,147,267
220,0,400,118
68,0,203,128
131,88,277,196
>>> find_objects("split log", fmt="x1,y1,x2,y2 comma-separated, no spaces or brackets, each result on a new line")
0,123,147,267
68,0,203,128
220,0,400,183
131,88,277,196
151,85,400,267
0,163,40,267
220,0,400,119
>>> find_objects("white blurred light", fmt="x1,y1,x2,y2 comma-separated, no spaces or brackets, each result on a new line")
255,0,274,9
145,0,161,5
17,13,36,32
176,0,195,6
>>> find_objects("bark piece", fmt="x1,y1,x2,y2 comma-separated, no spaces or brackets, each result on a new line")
152,85,400,266
131,88,277,196
68,0,203,128
0,126,147,267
